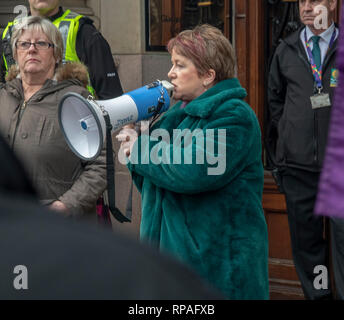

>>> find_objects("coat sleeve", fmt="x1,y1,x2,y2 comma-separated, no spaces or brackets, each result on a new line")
266,46,287,164
57,86,107,214
128,103,262,195
267,47,287,129
58,148,107,214
76,20,123,100
0,39,6,84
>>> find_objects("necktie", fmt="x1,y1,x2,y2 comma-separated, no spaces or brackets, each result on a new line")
311,35,321,70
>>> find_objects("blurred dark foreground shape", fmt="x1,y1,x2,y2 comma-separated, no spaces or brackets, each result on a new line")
0,135,222,300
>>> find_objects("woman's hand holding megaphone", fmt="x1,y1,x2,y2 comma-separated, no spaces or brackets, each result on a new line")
116,124,139,159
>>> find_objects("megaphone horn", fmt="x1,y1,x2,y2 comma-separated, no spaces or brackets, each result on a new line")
58,80,174,161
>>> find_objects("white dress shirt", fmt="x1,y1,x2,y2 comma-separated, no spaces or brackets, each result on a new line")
300,23,338,65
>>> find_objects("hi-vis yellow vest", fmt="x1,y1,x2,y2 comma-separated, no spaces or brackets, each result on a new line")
2,10,95,96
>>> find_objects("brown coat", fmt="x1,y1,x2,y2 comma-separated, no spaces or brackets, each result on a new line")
0,63,106,216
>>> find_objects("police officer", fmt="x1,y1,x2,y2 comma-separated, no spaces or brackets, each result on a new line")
0,0,123,99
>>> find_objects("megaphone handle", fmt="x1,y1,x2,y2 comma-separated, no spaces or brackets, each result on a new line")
104,113,131,223
148,97,165,131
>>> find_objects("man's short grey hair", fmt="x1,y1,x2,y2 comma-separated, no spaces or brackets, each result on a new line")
11,16,63,67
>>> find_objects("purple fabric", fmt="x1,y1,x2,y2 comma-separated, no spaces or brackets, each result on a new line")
315,8,344,218
180,101,189,109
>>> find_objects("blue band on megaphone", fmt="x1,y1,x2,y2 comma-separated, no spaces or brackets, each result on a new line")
125,82,170,121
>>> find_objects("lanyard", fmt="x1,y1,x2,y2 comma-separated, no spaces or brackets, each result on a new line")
304,28,337,91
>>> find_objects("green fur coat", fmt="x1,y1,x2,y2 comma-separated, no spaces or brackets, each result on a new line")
128,78,269,299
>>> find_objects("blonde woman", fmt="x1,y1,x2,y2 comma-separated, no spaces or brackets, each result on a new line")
0,16,106,217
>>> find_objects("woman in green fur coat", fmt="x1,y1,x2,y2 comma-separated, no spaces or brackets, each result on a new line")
117,24,269,299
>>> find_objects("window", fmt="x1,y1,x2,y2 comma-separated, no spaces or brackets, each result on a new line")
145,0,232,51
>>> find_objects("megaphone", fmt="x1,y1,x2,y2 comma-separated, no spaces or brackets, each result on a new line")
58,80,174,161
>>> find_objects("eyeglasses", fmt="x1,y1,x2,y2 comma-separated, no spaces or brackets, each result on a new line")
15,41,54,50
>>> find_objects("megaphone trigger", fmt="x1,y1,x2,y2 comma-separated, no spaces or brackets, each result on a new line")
146,81,159,89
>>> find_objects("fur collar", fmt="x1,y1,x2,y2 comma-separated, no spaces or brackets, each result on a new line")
5,62,89,89
182,78,247,119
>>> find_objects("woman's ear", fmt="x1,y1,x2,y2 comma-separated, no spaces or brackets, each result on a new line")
203,69,216,87
13,53,19,71
55,59,61,68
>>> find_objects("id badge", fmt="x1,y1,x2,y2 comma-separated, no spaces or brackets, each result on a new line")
310,93,331,109
330,68,339,87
